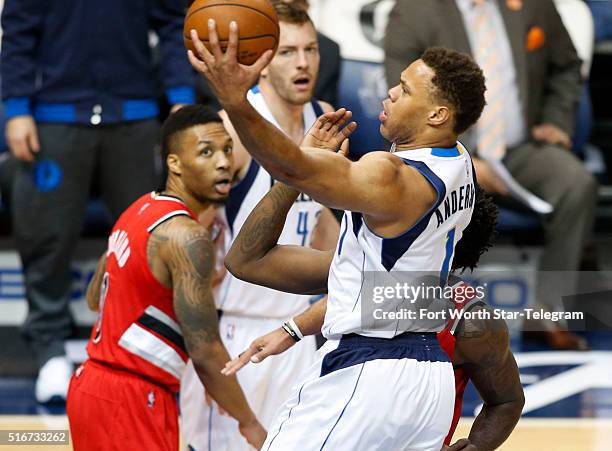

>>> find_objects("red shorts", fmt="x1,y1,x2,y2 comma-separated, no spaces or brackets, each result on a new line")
67,359,179,451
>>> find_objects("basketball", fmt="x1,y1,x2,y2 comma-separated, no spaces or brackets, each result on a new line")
184,0,280,66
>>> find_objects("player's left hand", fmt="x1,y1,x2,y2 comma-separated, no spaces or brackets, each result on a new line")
444,438,479,450
302,108,357,157
221,327,296,375
187,20,273,109
532,123,572,149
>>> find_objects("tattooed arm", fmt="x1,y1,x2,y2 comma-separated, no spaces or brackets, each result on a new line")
451,305,524,450
86,252,108,311
225,183,334,295
153,217,265,447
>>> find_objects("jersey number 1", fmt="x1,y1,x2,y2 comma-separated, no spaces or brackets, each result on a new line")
440,228,456,287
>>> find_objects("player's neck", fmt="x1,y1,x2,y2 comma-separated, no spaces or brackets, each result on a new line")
162,179,210,217
393,132,457,152
259,83,306,144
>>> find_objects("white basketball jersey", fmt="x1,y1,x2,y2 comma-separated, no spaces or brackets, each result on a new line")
322,143,476,339
217,86,325,318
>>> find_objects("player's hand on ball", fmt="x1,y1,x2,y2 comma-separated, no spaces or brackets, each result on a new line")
302,108,357,156
239,417,267,450
188,20,273,108
446,438,478,450
221,327,296,375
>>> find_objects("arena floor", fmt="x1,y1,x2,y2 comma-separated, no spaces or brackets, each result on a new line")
0,416,610,450
1,332,612,450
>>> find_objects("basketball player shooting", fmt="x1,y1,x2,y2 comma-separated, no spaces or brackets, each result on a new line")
189,19,488,450
66,106,265,451
217,123,524,449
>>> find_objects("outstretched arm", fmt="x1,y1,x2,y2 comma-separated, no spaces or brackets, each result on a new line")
451,306,524,450
222,297,328,376
187,22,414,220
160,219,265,448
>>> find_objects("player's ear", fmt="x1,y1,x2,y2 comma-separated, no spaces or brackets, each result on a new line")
428,106,451,127
167,153,182,176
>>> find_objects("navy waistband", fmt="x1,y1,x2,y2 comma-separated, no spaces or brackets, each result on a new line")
320,332,449,378
338,332,439,348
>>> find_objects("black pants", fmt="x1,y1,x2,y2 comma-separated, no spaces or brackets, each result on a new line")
12,120,159,368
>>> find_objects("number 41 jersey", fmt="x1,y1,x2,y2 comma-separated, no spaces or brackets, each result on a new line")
216,88,325,319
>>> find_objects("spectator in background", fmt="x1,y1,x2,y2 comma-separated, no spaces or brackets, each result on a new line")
280,0,341,107
554,0,595,155
384,0,597,349
1,0,195,403
196,0,341,109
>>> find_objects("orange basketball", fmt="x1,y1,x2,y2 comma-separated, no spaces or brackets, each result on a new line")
184,0,280,66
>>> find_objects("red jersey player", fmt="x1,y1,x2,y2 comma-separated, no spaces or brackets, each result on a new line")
436,279,521,450
66,105,266,450
214,109,524,451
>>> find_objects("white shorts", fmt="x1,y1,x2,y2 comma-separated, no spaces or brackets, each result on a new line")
263,333,455,451
179,313,317,451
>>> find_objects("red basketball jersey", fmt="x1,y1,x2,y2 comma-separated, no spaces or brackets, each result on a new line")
438,281,485,445
86,192,198,392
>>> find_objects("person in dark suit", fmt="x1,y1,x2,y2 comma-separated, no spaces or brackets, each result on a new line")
2,0,195,402
384,0,597,349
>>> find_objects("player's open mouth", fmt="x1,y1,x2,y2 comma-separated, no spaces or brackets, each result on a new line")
293,76,311,90
380,101,390,122
214,178,231,195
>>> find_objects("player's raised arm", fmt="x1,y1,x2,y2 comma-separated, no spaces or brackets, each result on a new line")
161,218,266,449
452,306,524,450
188,22,419,221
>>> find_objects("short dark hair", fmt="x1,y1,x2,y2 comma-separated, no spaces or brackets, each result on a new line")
452,185,498,272
421,47,486,135
159,105,224,189
270,0,313,25
161,104,223,161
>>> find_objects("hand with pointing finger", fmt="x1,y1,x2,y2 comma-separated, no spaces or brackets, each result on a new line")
221,327,296,376
187,20,274,109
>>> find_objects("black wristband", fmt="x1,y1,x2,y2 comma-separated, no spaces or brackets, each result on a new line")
282,322,301,342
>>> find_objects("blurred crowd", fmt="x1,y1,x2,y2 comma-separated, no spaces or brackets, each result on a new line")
0,0,610,401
